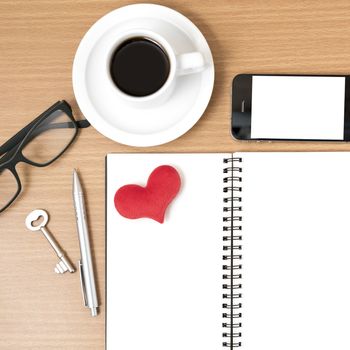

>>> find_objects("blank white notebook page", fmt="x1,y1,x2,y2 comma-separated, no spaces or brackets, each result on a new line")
238,152,350,350
106,153,227,350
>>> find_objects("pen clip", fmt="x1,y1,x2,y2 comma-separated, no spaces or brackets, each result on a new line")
79,260,88,307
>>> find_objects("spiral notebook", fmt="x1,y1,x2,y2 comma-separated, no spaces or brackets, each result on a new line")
106,152,350,350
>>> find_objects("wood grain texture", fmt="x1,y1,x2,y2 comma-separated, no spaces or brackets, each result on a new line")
1,0,350,348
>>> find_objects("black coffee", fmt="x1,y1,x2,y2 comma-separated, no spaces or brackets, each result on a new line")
110,38,170,97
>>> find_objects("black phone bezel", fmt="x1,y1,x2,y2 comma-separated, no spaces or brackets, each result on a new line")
231,73,350,141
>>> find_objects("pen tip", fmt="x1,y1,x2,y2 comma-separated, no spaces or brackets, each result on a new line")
91,307,98,317
72,168,83,193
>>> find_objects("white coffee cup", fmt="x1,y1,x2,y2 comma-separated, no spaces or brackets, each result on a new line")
103,29,206,108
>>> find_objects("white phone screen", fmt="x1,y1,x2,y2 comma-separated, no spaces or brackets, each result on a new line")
250,76,345,140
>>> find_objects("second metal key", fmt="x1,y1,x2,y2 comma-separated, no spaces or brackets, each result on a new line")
25,209,75,274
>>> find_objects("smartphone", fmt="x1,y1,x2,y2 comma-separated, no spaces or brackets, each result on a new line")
231,74,350,141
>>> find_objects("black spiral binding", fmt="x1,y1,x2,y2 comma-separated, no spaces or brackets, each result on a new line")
222,157,242,349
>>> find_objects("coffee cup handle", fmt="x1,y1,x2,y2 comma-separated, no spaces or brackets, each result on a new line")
176,52,206,76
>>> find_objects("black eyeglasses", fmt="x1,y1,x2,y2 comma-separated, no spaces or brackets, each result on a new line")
0,100,90,213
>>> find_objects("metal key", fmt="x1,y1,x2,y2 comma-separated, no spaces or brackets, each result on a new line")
25,209,75,274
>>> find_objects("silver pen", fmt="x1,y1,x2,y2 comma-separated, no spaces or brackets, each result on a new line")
73,169,99,317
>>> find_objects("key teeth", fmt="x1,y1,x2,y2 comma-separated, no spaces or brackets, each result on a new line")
55,261,68,274
61,256,75,273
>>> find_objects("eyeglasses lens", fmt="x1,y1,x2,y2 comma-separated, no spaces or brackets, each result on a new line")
22,109,76,165
0,168,19,211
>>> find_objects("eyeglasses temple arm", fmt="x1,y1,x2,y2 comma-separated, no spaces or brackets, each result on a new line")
0,119,90,157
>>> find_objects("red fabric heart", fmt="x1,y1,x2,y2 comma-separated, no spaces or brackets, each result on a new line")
114,165,181,223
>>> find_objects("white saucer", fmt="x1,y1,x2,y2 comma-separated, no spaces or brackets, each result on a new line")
72,4,214,147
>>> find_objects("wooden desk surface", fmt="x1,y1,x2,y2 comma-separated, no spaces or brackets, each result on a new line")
1,0,350,348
